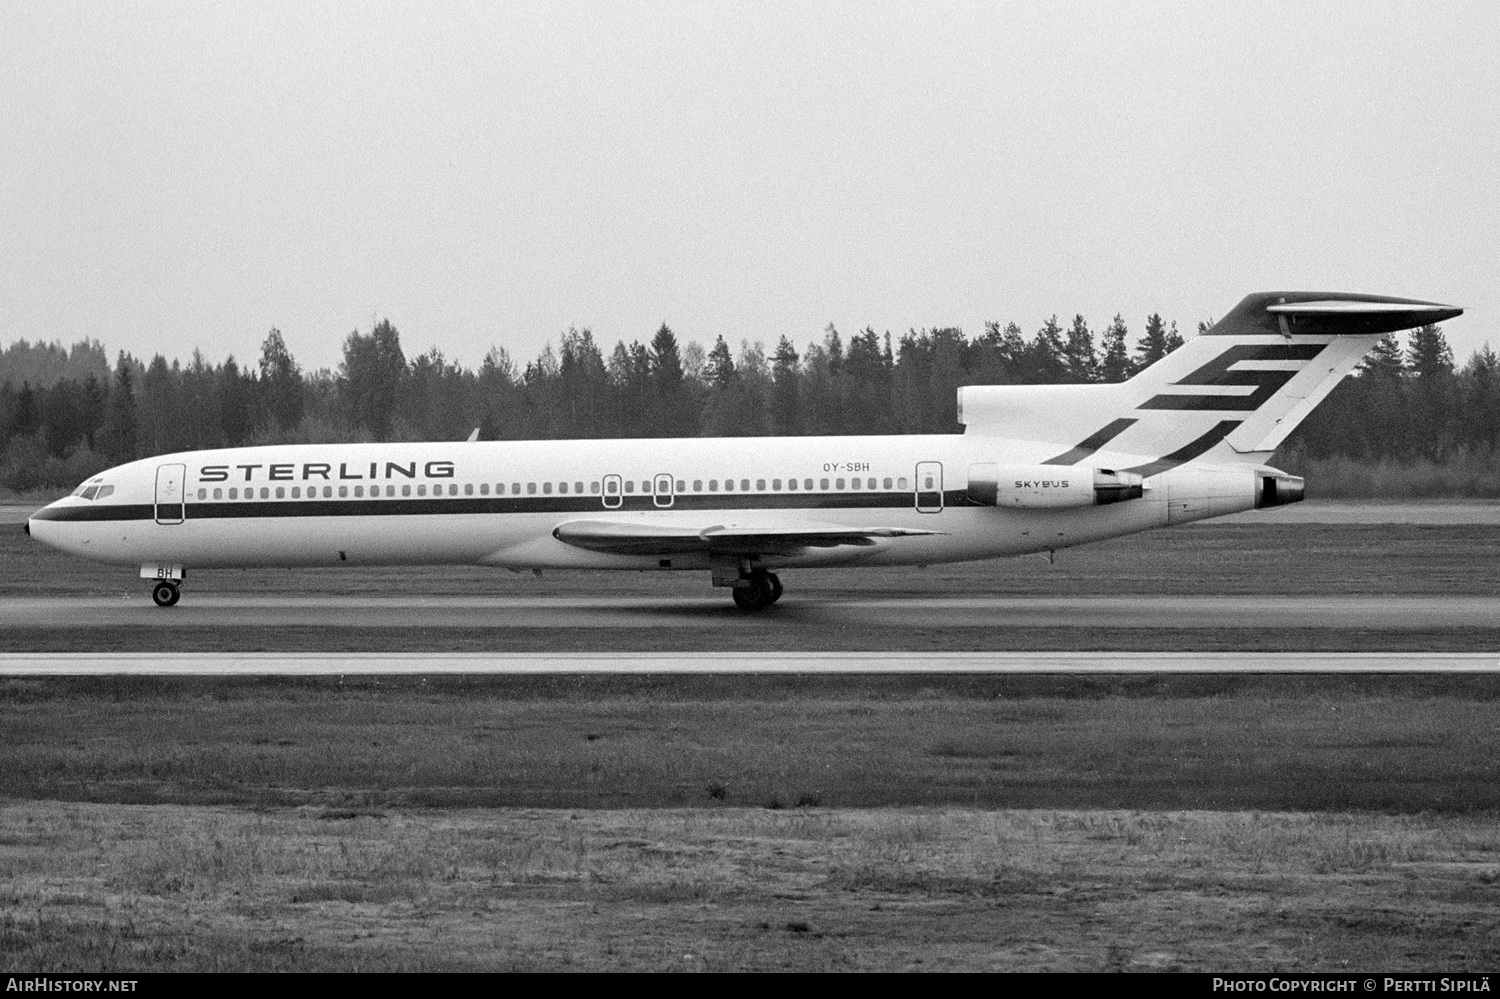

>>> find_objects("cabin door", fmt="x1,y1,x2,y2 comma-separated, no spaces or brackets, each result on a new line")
602,474,623,509
155,463,186,525
653,473,675,508
915,461,943,513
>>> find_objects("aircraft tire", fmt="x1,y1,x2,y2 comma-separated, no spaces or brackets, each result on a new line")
767,572,783,603
152,582,180,608
732,574,774,612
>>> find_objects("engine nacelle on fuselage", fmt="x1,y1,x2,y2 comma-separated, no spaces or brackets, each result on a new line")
966,464,1144,509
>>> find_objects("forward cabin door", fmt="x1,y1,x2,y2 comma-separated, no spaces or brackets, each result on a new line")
915,461,943,513
155,463,186,525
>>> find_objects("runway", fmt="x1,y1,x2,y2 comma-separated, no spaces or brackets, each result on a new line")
2,592,1499,630
1,650,1496,674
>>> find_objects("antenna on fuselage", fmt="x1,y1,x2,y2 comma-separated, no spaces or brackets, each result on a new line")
466,428,480,442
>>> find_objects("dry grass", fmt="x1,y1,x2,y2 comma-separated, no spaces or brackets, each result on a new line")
2,803,1496,971
5,679,1500,812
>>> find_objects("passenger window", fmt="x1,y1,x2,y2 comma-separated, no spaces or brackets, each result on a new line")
819,478,829,490
480,483,489,495
418,484,427,496
528,483,537,495
804,479,813,490
849,478,859,490
229,487,239,499
624,481,634,493
739,479,749,491
772,479,781,490
195,488,205,500
353,486,362,498
755,479,765,491
898,477,908,489
386,485,395,497
339,486,349,498
291,486,301,498
924,476,934,488
883,477,893,489
258,487,268,499
641,481,651,493
213,488,222,500
786,478,797,490
276,487,285,499
464,483,473,496
576,481,585,493
543,482,553,494
693,480,702,492
724,479,734,492
835,478,845,489
708,480,718,492
590,481,600,493
675,480,684,492
512,483,521,495
402,485,411,497
868,478,877,489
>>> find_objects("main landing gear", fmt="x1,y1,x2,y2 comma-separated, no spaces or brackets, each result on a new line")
731,569,783,612
151,581,181,607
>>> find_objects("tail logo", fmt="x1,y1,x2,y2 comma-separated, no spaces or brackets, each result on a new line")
1137,344,1325,412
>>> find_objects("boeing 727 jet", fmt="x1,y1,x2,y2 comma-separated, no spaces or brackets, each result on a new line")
26,291,1462,610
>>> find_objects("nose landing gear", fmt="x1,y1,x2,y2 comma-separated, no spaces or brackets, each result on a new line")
151,581,181,607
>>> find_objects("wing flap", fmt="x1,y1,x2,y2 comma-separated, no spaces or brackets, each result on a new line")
552,519,941,557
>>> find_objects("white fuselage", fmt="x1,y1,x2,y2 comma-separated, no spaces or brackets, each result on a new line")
27,433,1260,575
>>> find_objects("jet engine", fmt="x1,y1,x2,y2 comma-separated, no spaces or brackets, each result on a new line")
966,464,1144,509
1255,471,1304,508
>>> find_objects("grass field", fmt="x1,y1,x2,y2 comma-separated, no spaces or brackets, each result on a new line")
5,804,1497,971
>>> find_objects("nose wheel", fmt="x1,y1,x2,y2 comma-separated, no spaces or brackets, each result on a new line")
151,581,181,607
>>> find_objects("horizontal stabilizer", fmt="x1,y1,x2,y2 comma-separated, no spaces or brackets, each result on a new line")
552,519,940,558
1208,292,1462,338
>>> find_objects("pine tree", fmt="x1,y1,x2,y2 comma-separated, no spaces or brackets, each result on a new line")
706,335,736,387
1362,334,1406,379
1134,313,1169,369
1027,315,1067,384
1062,314,1097,383
1099,314,1131,382
770,336,800,435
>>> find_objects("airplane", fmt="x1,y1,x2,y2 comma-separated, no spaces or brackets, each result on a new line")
26,291,1462,611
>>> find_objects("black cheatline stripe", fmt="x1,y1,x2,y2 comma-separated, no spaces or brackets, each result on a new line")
1122,420,1242,477
1041,418,1139,466
32,490,980,524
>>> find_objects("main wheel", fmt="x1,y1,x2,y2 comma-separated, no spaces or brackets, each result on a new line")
731,572,775,612
151,581,180,607
767,572,783,604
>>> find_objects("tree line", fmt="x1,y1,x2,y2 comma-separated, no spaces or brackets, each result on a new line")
0,312,1484,494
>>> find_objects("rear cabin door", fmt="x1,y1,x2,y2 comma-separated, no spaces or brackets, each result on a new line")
155,463,186,525
915,461,943,513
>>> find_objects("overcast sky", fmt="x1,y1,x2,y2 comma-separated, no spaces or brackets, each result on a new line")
2,0,1495,374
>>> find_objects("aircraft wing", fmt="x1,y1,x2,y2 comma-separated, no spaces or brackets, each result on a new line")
552,519,942,557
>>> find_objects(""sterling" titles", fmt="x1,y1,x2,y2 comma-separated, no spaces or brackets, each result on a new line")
198,461,456,483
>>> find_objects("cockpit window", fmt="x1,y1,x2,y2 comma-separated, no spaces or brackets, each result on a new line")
71,478,111,501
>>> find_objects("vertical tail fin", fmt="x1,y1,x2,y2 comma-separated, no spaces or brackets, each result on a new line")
959,292,1462,469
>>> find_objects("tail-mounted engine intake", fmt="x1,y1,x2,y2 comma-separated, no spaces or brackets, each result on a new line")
1255,471,1305,508
967,464,1145,509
